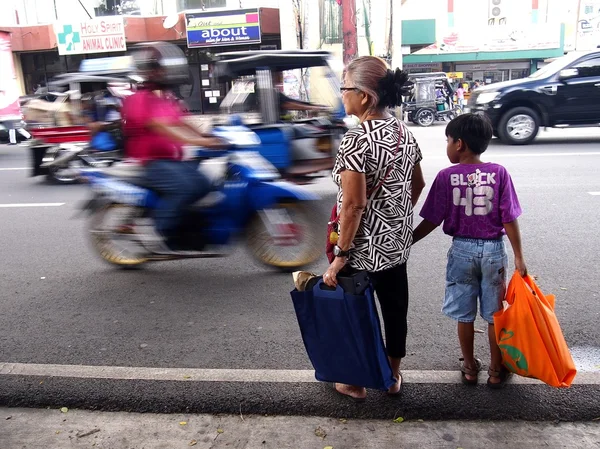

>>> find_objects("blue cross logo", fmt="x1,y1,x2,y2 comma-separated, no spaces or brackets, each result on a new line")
57,25,80,52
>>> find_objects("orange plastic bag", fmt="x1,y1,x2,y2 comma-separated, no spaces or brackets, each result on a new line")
493,271,577,387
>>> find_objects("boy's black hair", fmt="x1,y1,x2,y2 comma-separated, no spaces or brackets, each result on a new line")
445,113,493,154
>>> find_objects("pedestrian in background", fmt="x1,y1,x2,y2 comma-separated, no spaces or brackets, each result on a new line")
323,56,426,401
455,85,465,111
412,113,527,388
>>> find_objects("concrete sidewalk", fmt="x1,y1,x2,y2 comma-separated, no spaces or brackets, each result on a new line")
1,408,599,449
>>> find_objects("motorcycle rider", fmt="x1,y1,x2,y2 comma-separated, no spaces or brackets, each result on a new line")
122,42,226,253
81,92,121,152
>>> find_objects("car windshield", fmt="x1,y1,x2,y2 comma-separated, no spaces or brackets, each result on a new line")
529,53,589,79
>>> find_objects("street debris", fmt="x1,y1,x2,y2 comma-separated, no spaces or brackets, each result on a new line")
189,440,197,446
393,417,405,423
179,421,187,426
60,407,68,414
217,428,224,434
77,429,100,439
314,426,327,439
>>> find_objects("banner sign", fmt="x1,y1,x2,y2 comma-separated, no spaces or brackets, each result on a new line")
185,8,261,48
54,16,126,55
0,32,20,118
415,24,560,55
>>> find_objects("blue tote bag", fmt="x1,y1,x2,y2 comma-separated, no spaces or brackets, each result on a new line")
290,279,395,391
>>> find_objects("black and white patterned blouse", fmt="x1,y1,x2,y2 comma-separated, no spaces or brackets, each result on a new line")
332,117,423,272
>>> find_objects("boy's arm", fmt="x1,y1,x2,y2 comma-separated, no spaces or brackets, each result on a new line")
413,219,438,245
504,219,527,276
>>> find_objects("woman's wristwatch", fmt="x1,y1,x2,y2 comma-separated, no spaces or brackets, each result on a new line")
333,245,350,258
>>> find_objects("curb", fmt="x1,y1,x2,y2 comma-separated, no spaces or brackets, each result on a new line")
1,363,599,421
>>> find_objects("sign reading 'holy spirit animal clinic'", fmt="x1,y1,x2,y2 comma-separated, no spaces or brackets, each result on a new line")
185,8,261,48
54,16,126,56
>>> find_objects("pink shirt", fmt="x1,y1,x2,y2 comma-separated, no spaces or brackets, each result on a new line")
456,87,465,99
122,90,184,163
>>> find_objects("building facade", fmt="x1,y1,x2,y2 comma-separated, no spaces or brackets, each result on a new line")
1,0,281,114
401,0,572,84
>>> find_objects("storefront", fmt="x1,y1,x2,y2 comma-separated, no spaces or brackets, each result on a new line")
454,61,532,85
2,8,281,114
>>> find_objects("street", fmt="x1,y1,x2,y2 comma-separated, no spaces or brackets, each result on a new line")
0,124,599,422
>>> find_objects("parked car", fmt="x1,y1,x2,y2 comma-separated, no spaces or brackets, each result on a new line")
468,50,600,145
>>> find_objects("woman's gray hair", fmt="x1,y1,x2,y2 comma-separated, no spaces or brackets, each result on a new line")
346,56,410,111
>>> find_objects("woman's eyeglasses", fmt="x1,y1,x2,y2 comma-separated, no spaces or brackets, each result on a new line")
340,87,359,93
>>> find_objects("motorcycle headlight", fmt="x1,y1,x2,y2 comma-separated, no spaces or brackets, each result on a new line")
476,92,501,104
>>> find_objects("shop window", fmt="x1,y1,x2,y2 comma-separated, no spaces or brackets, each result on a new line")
510,69,529,80
177,0,226,11
44,53,67,73
575,57,600,78
320,0,343,45
21,53,45,75
65,54,85,72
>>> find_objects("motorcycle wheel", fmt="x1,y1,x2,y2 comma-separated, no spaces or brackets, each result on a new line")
46,149,82,184
246,202,322,271
88,204,148,267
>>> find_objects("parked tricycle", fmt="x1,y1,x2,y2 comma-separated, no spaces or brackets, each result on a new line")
403,72,462,127
25,57,134,184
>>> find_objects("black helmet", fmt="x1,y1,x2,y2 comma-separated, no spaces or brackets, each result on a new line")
131,42,189,87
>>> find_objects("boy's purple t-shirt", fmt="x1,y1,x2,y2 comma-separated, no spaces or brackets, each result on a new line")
420,162,522,239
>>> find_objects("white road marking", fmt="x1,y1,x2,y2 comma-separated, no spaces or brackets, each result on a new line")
0,362,597,385
424,151,600,160
0,203,65,208
0,167,28,171
588,192,600,196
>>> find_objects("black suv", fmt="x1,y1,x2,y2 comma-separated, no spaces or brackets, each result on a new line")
468,50,600,145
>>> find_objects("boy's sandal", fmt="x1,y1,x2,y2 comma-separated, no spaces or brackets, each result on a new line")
459,357,482,386
487,366,512,389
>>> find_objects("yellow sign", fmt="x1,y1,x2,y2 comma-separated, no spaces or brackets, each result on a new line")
447,72,464,79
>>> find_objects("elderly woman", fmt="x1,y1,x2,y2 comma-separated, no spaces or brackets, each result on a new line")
323,56,426,401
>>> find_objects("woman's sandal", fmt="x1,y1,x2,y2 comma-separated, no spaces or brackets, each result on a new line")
330,383,367,403
387,372,403,397
459,358,482,386
487,366,512,389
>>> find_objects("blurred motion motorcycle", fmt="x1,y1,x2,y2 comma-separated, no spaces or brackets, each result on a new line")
79,124,322,270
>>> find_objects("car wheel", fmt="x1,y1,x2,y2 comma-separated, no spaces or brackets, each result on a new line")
498,107,540,145
415,108,435,127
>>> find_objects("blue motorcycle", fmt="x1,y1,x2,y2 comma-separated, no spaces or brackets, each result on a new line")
79,126,322,270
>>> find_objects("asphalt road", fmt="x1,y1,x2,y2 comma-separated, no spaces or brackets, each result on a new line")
0,124,599,420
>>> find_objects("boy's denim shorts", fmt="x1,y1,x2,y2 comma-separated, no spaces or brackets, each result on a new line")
443,237,509,324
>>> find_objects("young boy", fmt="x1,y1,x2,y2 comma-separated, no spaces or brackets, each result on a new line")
413,113,527,389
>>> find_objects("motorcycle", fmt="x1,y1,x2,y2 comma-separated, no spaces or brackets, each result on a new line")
79,125,323,270
41,142,122,184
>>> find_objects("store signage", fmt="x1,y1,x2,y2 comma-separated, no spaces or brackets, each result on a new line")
577,0,600,51
0,32,20,119
54,16,126,55
415,24,560,55
185,8,261,48
446,72,464,79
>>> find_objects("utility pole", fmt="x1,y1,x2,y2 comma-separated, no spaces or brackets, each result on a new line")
575,0,582,51
341,0,358,65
